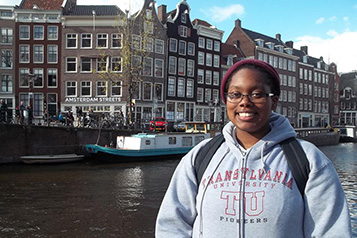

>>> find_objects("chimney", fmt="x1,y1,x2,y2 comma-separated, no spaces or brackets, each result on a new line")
275,33,281,41
285,41,294,48
300,46,308,55
235,19,241,28
158,5,167,23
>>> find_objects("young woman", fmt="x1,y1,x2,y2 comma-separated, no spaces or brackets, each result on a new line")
156,59,351,237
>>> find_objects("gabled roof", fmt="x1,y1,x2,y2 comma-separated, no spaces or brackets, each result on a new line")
221,43,245,65
192,18,211,27
242,28,285,47
64,5,122,16
19,0,65,10
340,72,357,90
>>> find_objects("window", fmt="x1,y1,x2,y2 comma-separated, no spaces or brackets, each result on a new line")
19,68,29,87
198,37,205,48
205,88,212,102
47,45,58,63
19,45,30,63
47,26,58,40
33,26,44,40
198,69,204,84
214,40,220,52
66,81,77,96
19,25,30,40
181,13,186,23
112,33,122,48
33,68,43,87
178,58,186,76
33,45,43,63
66,57,77,72
81,34,92,48
198,51,204,65
206,53,212,66
183,42,194,57
154,83,163,101
97,34,108,48
96,81,107,96
111,57,122,72
213,55,220,68
213,71,219,85
132,34,141,50
206,39,213,50
131,55,141,75
143,82,152,100
81,81,91,96
169,56,177,75
169,38,177,52
111,81,122,96
66,33,77,48
144,38,153,52
1,28,13,44
155,39,164,54
144,21,154,34
81,57,92,72
179,25,187,37
132,81,141,100
97,57,108,72
187,79,194,98
143,57,153,76
197,87,203,102
178,78,185,97
205,70,212,85
1,49,12,68
155,59,164,78
1,75,12,93
187,60,194,77
177,40,186,55
47,69,57,87
47,93,57,115
168,77,176,96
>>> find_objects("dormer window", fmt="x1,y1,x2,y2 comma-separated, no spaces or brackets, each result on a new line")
317,61,321,69
181,13,186,23
255,39,264,47
266,42,275,50
285,48,293,55
227,56,233,66
276,45,284,52
303,55,308,63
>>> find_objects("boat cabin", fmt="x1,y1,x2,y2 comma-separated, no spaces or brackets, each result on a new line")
185,122,222,137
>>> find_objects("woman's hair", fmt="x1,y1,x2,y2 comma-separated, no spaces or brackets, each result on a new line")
223,64,279,96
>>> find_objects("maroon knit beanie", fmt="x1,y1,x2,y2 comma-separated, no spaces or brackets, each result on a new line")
220,59,280,104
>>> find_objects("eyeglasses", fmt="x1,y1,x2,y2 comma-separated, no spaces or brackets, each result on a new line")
226,92,275,103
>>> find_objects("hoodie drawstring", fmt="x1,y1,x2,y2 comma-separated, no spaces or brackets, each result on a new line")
261,142,268,173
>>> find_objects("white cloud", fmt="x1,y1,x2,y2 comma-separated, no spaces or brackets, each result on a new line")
329,16,337,21
316,17,325,24
343,17,349,22
295,31,357,73
202,4,245,23
327,30,338,37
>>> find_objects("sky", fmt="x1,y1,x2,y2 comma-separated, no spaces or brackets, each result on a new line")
3,0,357,73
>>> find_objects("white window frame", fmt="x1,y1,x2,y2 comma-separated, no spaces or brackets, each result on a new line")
168,77,176,96
66,33,77,49
198,37,205,48
111,57,122,72
19,44,30,63
169,56,177,75
33,25,44,40
19,25,30,40
33,45,44,63
80,57,92,73
111,33,122,49
66,81,77,97
47,68,57,88
178,58,186,76
155,59,164,78
96,33,108,48
188,42,195,56
155,39,164,54
143,57,153,76
96,81,108,97
198,69,204,84
81,33,92,49
169,38,177,52
179,40,186,55
66,57,77,73
187,59,194,77
177,77,185,97
1,49,12,69
187,79,194,98
111,81,122,97
214,40,220,52
47,45,58,64
206,39,213,50
47,26,58,40
81,81,92,97
197,87,203,102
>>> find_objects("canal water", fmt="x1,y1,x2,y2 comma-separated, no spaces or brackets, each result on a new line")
0,143,356,238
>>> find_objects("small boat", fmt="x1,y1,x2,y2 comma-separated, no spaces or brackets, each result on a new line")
85,132,210,162
334,125,357,143
21,154,85,164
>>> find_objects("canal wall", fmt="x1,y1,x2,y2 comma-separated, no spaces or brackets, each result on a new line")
0,124,140,163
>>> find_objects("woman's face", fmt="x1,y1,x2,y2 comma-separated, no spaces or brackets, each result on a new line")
226,67,279,140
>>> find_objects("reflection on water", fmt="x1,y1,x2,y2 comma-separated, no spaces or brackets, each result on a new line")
319,143,357,236
0,143,355,237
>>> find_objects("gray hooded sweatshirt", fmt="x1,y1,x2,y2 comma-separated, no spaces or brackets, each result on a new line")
156,113,351,238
